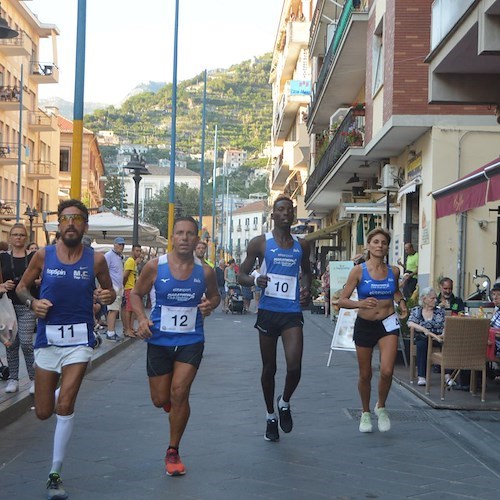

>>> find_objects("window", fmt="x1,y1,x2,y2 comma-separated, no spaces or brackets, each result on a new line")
60,149,70,172
145,187,153,200
253,217,258,225
372,18,384,95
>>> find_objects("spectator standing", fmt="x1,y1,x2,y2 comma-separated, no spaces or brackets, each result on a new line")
398,242,418,299
215,259,226,312
224,259,237,311
104,237,125,340
194,241,214,268
322,265,330,317
122,245,142,337
0,223,38,394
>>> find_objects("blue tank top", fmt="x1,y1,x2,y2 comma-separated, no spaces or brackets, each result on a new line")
259,232,302,313
356,262,397,300
35,245,96,348
148,255,206,347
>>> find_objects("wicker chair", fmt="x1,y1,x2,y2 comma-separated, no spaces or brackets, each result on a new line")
425,317,490,402
409,326,441,384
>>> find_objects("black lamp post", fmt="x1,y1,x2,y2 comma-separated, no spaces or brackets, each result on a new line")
123,150,150,246
24,205,39,241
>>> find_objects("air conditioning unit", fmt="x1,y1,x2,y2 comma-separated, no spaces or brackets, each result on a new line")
381,164,399,189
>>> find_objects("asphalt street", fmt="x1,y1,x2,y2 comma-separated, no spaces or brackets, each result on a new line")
1,309,500,499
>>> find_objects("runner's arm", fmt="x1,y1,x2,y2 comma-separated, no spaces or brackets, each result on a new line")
198,266,221,317
238,235,266,288
94,253,116,305
299,239,312,306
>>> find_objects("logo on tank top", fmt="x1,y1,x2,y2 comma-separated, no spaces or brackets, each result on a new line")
73,269,90,280
46,268,66,277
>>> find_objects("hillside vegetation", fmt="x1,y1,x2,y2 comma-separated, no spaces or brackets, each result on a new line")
84,54,273,159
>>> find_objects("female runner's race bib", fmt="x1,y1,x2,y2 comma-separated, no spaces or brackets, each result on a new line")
264,273,296,300
382,313,400,332
160,306,198,333
46,323,88,346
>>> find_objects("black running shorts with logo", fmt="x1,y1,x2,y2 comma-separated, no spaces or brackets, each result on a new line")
254,309,304,337
353,316,399,348
146,342,204,376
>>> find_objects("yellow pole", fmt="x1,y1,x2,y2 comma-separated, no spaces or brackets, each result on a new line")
167,202,175,252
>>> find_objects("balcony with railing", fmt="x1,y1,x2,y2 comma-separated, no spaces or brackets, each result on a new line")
27,160,55,179
28,111,58,131
305,109,365,203
427,0,500,104
0,143,28,165
30,61,59,84
272,80,311,145
0,86,29,111
274,20,310,85
0,31,32,57
307,0,368,133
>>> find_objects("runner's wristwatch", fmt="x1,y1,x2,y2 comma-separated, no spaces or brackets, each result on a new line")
25,298,32,309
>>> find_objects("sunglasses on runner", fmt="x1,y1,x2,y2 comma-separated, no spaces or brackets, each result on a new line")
58,214,87,224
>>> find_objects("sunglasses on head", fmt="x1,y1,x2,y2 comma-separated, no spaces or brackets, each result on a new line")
58,214,87,224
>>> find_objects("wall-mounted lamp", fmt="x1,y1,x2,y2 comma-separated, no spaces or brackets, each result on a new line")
346,173,361,184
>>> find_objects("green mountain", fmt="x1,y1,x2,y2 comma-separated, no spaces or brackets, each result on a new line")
84,54,273,160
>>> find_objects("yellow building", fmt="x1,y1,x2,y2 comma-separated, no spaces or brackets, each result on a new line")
0,1,60,244
57,115,105,210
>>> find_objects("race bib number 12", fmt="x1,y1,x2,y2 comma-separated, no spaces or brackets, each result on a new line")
160,306,198,333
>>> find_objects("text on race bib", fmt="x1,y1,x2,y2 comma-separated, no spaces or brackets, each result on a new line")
264,273,297,300
46,323,88,346
160,306,198,333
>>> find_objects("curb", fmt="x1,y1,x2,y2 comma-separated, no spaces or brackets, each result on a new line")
0,338,134,431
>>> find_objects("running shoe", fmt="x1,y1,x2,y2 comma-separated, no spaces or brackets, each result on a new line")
359,412,373,433
46,472,68,500
374,404,391,432
165,448,186,476
264,418,279,441
276,395,293,433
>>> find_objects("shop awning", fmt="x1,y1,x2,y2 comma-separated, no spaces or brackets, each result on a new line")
397,176,422,201
304,220,350,241
342,203,399,215
432,158,500,219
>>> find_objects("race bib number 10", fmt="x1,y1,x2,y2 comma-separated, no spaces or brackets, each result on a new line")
160,306,198,333
264,273,297,300
46,323,88,346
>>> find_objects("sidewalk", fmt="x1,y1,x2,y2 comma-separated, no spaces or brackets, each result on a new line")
0,327,132,430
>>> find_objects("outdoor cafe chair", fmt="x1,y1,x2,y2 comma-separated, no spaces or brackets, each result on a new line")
409,326,441,384
425,317,490,402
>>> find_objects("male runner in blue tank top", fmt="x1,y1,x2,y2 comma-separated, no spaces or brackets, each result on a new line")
17,199,116,500
130,216,220,476
239,195,312,442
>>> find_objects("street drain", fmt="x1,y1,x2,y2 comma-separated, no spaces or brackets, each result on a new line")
344,408,434,422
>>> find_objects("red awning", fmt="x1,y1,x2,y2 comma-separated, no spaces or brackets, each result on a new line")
432,158,500,219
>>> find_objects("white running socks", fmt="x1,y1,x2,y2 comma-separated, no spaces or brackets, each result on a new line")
51,413,75,474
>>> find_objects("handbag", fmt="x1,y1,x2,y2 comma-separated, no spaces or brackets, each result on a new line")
0,293,18,347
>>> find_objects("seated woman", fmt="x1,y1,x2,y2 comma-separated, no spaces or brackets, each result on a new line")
407,287,445,386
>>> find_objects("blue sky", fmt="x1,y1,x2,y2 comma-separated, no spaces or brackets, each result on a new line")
29,0,283,104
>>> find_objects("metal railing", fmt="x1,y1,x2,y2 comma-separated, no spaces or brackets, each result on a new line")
305,109,365,203
0,85,20,102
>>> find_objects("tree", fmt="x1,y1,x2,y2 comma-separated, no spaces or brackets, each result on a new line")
103,175,128,212
143,183,211,237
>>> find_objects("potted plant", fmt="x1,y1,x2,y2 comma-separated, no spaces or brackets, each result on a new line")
351,101,365,116
341,127,363,146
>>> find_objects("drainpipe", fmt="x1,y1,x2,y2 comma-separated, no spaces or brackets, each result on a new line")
457,212,467,298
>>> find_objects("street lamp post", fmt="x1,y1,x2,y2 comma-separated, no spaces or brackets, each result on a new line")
123,151,150,246
24,205,39,241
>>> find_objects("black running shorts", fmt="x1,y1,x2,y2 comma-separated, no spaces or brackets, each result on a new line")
353,316,399,348
254,309,304,337
146,342,204,377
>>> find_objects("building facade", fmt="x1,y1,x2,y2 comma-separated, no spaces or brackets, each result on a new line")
300,0,499,295
0,1,60,243
57,115,105,209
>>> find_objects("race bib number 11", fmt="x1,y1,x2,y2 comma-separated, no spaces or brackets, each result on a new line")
46,323,88,346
